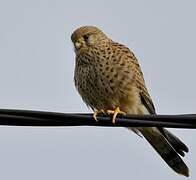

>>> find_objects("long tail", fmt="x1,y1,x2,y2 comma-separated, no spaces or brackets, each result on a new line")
139,127,189,177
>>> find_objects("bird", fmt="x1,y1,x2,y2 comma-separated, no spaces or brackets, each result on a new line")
71,26,189,177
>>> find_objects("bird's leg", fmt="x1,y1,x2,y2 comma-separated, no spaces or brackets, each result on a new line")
106,107,126,124
93,109,105,121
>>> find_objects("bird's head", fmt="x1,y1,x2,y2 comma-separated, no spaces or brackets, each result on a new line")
71,26,109,53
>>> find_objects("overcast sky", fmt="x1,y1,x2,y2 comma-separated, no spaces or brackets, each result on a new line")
0,0,195,180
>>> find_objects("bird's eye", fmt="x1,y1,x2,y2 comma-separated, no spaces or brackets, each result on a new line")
83,35,89,41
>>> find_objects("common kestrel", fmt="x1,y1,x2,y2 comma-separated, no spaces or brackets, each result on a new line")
71,26,189,176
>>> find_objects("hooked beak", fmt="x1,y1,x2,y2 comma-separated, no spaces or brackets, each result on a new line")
74,38,83,50
74,41,81,50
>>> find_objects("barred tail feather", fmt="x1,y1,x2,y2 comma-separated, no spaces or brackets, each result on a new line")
140,127,189,177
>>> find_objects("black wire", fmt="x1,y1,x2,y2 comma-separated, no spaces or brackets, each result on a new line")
0,109,196,128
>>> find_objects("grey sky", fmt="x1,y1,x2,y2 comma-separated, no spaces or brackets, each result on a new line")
0,0,195,179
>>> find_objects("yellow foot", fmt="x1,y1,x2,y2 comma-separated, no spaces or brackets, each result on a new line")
93,109,105,122
106,107,126,124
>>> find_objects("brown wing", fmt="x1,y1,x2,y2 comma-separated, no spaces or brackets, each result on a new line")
140,91,156,114
131,58,156,114
115,42,156,114
110,42,155,114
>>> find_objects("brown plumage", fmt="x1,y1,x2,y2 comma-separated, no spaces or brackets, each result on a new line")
71,26,189,177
